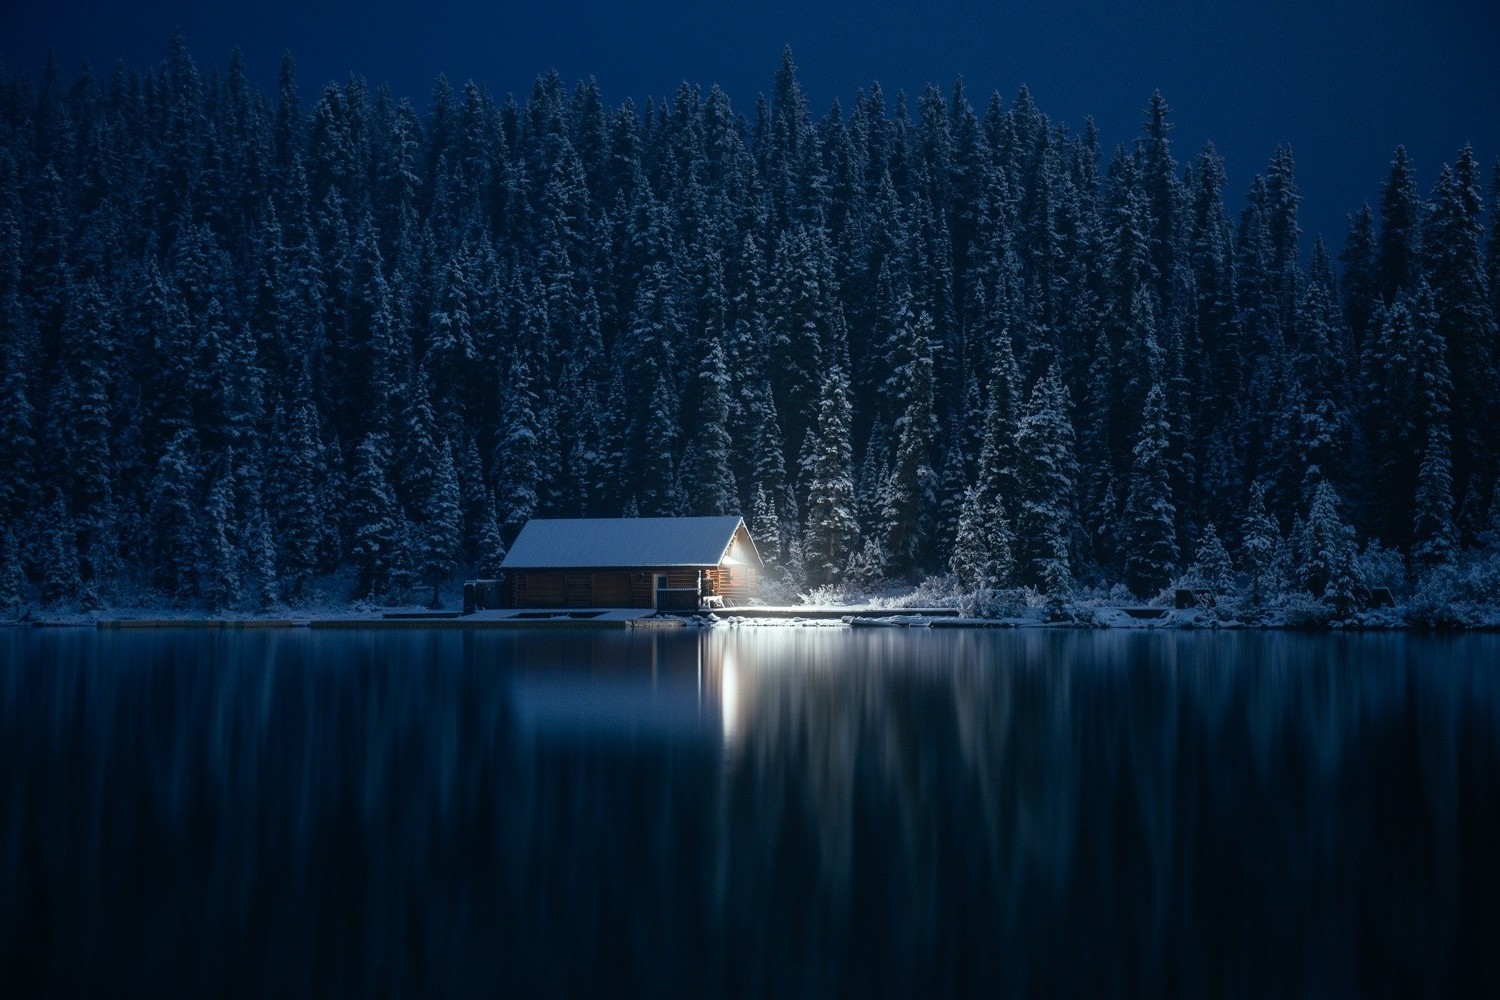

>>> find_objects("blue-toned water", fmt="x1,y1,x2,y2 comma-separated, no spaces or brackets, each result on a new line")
2,626,1498,997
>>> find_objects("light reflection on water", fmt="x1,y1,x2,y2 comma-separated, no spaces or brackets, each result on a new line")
1,626,1498,997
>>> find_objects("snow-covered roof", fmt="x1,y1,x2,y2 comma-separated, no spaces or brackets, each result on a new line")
500,516,760,570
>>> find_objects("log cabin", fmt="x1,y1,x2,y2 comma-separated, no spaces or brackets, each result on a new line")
498,516,762,610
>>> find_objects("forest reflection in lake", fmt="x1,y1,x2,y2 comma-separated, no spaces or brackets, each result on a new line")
2,626,1498,997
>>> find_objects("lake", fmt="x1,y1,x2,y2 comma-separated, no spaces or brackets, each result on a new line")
2,626,1498,997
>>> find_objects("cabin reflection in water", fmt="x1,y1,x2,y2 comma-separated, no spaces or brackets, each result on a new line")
506,631,746,748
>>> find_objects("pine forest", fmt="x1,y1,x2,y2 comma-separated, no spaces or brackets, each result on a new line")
2,38,1498,623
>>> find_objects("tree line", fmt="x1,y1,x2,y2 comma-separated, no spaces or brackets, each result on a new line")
1,36,1496,612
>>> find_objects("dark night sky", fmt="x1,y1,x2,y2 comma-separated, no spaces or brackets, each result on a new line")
4,1,1497,252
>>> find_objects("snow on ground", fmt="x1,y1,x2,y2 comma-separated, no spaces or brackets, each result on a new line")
7,577,1498,631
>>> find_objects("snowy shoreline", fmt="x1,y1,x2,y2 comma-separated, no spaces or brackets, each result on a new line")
6,602,1497,631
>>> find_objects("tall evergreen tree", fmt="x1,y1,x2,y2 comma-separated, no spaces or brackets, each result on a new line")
0,329,36,532
639,370,682,517
1376,145,1420,303
1013,363,1077,593
1340,203,1379,351
1121,384,1179,597
1187,523,1235,595
683,332,737,515
766,224,829,462
1411,424,1457,574
419,435,463,607
949,485,1015,593
1422,148,1497,512
475,488,508,580
53,276,116,593
201,470,242,612
149,428,201,601
348,432,400,597
276,391,329,600
973,327,1023,527
880,309,938,574
804,364,859,586
1240,481,1285,607
1295,481,1364,614
39,491,83,608
494,358,541,538
0,528,25,613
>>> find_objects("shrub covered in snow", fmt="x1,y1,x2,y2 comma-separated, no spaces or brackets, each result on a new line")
956,587,1033,620
1403,551,1500,629
1276,591,1339,629
797,582,864,607
1356,541,1408,599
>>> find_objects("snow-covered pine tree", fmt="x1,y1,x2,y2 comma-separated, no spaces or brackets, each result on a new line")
683,331,737,515
0,527,25,613
1139,91,1181,317
870,265,916,428
949,487,988,591
803,364,858,586
880,309,938,575
749,484,782,571
766,224,828,463
54,276,117,598
949,485,1015,593
974,327,1023,530
454,433,489,563
1079,323,1120,573
476,489,508,580
200,470,242,612
149,428,201,602
1187,522,1236,595
419,436,464,608
747,381,790,526
425,251,477,429
1376,145,1420,303
556,363,609,516
244,502,280,612
1292,276,1353,494
1411,424,1457,574
276,391,328,601
1295,480,1364,614
1339,203,1379,351
1013,362,1077,594
639,370,683,517
1240,481,1285,607
1422,147,1498,520
494,358,542,538
1121,383,1179,597
1039,533,1074,607
1361,299,1413,544
349,432,401,598
1259,145,1302,326
0,330,35,534
932,442,968,563
39,491,82,608
187,294,236,453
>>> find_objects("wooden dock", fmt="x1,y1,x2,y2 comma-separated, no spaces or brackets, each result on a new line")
69,605,956,630
709,606,960,621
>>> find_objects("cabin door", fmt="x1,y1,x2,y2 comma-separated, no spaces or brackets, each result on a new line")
652,573,668,609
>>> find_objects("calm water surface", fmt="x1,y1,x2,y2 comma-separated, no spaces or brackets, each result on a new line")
2,626,1498,997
